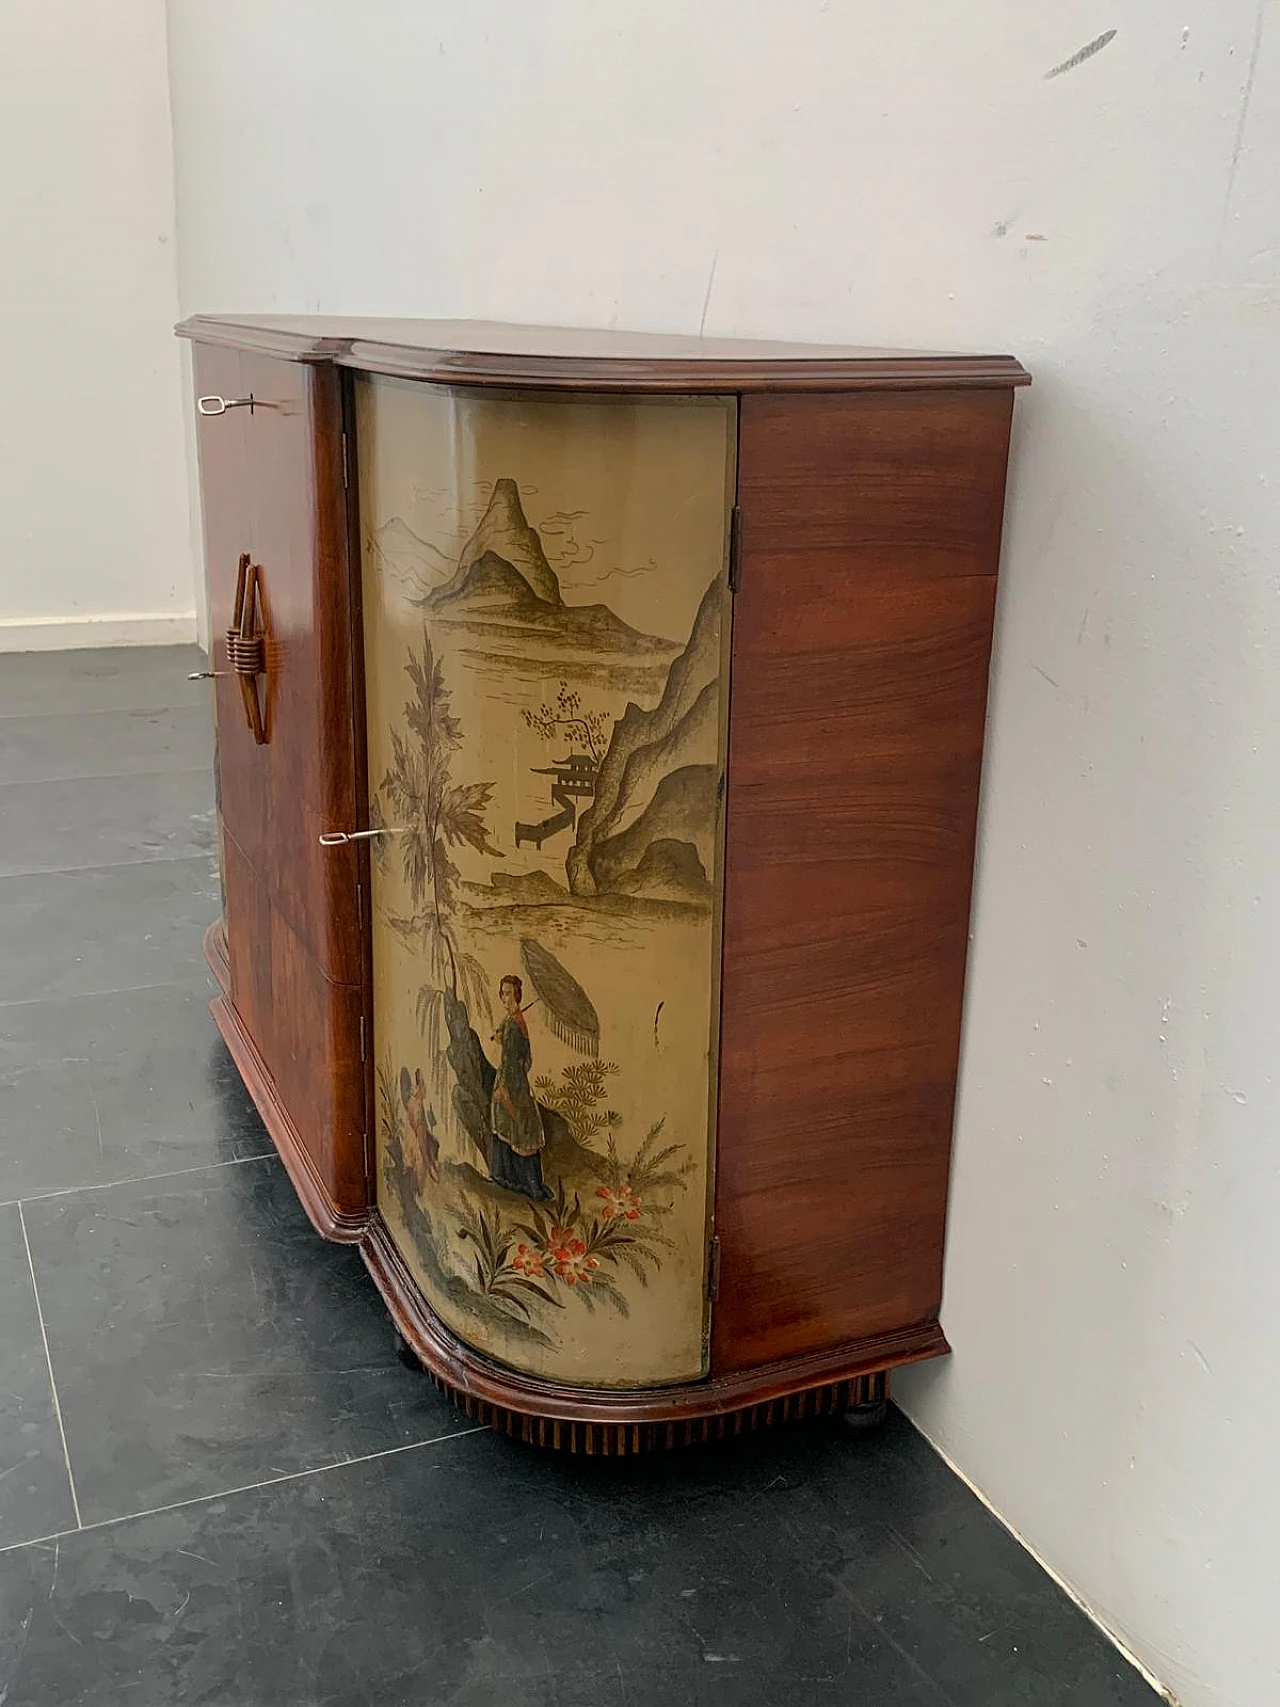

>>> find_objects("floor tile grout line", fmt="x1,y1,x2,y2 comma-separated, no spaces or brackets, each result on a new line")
0,1151,280,1213
0,851,217,889
0,764,213,791
0,702,207,725
0,851,217,876
0,976,219,1014
0,702,206,726
0,710,201,723
0,847,218,881
17,1202,84,1531
0,1424,488,1558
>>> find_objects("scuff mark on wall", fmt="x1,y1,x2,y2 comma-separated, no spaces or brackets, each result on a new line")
1044,29,1117,80
698,249,719,337
1219,2,1266,242
1187,1340,1214,1377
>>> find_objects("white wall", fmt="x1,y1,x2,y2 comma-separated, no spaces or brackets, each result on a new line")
165,5,1279,1701
0,0,194,651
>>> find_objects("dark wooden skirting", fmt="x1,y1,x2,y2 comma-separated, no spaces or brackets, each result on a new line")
429,1369,889,1456
360,1209,942,1444
204,924,370,1246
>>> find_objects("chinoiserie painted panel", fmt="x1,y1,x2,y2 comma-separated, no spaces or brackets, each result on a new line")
356,378,735,1387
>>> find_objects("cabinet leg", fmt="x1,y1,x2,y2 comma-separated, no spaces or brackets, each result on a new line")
840,1372,889,1435
394,1330,422,1372
841,1397,889,1434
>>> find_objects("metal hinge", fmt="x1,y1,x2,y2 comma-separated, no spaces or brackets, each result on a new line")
727,506,743,593
358,1013,367,1062
341,430,350,490
707,1234,722,1301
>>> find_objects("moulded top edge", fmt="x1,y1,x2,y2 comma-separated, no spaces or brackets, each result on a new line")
175,315,1031,390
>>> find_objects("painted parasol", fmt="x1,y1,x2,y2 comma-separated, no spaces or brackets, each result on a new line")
519,937,599,1056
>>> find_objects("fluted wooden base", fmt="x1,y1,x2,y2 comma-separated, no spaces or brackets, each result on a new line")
365,1210,932,1453
421,1365,889,1455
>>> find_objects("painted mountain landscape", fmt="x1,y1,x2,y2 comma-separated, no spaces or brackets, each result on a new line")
381,475,724,916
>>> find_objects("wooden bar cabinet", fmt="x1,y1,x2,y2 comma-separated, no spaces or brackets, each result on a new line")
178,315,1028,1452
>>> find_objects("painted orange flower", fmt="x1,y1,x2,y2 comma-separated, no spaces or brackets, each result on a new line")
595,1184,641,1221
511,1243,545,1278
550,1238,599,1286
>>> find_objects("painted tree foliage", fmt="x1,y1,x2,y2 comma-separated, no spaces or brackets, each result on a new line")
522,681,611,764
378,629,502,1083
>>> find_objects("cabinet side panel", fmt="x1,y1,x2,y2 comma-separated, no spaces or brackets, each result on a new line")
712,388,1013,1372
191,345,367,1223
195,349,361,984
222,829,367,1215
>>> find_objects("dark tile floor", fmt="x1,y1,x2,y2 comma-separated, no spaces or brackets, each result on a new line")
0,646,1159,1706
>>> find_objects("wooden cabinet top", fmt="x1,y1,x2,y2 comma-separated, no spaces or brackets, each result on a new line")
177,314,1030,394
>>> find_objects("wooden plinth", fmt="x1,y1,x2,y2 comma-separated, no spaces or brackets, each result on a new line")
360,1210,937,1453
424,1369,889,1456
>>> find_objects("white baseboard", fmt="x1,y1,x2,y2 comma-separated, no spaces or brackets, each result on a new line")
0,612,198,653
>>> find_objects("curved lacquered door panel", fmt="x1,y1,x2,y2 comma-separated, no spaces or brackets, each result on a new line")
357,377,734,1387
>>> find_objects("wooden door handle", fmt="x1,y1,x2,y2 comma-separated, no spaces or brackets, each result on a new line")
225,553,267,743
